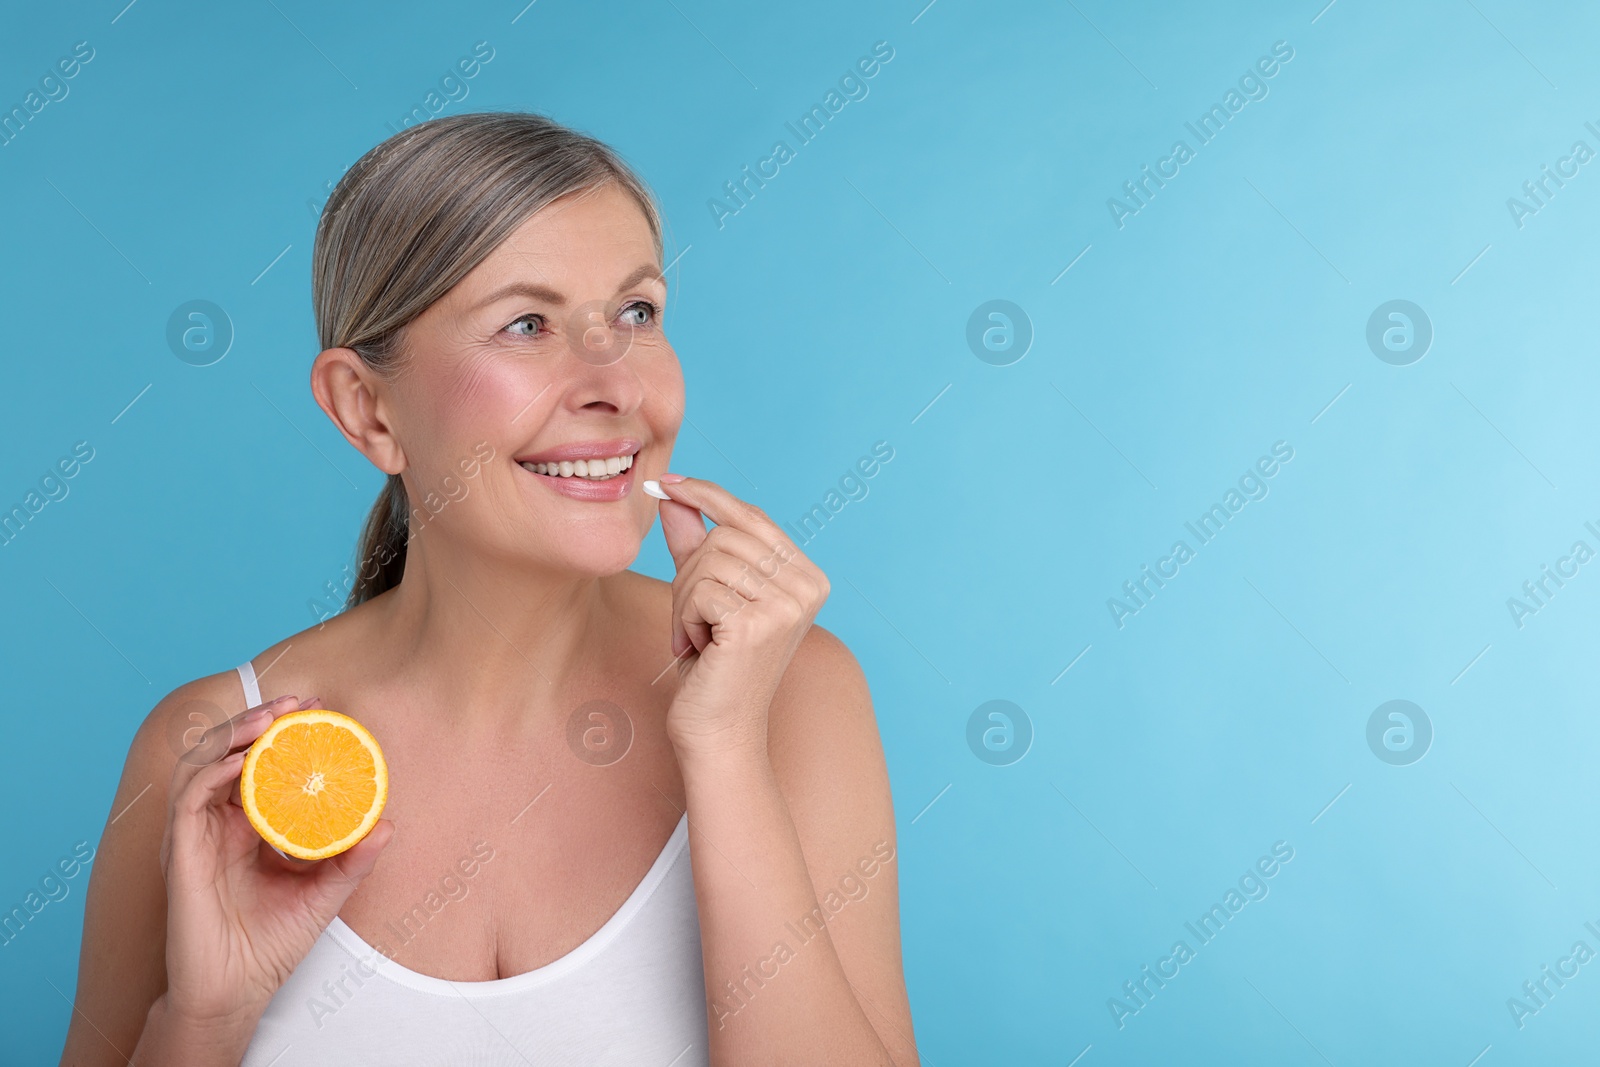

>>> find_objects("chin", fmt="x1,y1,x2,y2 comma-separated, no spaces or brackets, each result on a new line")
539,532,644,578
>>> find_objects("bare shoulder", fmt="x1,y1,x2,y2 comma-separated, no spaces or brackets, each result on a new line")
97,663,251,898
105,661,261,840
114,645,292,846
765,624,891,836
130,666,254,767
116,660,262,861
769,624,881,761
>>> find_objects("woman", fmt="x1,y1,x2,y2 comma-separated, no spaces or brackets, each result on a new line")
62,112,917,1066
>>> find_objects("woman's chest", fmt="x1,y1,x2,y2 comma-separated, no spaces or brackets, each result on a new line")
330,726,688,981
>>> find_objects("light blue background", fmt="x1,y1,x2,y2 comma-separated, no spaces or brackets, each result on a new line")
3,0,1598,1062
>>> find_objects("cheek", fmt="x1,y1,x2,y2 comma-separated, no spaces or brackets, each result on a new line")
644,344,686,435
441,352,530,424
398,353,535,492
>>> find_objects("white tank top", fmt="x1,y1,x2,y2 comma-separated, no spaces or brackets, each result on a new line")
232,661,710,1066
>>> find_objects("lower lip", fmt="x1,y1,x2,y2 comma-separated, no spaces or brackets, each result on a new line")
517,460,636,502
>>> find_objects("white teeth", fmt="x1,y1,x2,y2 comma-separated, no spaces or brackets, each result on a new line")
520,453,636,480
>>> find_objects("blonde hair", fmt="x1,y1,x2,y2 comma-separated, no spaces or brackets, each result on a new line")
311,111,664,610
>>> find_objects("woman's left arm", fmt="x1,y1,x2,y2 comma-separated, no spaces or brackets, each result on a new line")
652,476,919,1066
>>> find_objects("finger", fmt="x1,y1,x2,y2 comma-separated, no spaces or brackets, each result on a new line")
658,496,709,571
184,749,248,814
665,526,808,656
185,697,304,806
306,819,396,913
670,550,747,655
168,750,248,874
695,526,812,597
671,548,771,636
667,539,744,654
656,477,830,603
170,694,299,795
680,577,753,653
652,475,785,544
169,707,259,804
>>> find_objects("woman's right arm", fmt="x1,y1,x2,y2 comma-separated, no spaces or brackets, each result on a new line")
60,677,393,1067
61,678,219,1066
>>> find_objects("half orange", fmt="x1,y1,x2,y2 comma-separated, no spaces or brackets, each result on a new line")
240,709,388,861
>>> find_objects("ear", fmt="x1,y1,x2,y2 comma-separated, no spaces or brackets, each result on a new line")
311,348,407,476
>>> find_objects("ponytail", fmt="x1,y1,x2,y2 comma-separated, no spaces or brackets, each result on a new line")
347,473,411,609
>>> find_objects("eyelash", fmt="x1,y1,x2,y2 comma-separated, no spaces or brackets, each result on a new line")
504,299,661,339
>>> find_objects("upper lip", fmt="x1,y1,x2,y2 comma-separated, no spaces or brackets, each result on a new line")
513,437,642,465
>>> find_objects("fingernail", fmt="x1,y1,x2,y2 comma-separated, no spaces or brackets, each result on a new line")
299,696,322,710
659,473,687,484
642,479,671,500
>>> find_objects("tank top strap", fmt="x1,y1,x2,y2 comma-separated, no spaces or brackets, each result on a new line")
236,660,262,708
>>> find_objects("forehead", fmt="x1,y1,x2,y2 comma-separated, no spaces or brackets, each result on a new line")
469,182,657,290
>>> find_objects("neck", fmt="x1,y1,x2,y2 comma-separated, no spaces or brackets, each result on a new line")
372,528,617,727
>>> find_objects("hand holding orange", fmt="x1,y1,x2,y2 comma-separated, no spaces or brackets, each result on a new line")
240,709,388,861
156,695,394,1038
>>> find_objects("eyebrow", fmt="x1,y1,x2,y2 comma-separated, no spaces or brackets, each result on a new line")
473,264,665,312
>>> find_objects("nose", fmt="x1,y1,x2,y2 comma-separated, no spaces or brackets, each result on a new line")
558,329,646,417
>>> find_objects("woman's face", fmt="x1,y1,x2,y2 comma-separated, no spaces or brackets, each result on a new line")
381,181,684,578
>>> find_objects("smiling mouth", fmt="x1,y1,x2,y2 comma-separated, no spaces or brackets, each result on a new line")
518,452,636,481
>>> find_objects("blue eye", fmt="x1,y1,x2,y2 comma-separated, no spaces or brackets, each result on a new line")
620,300,660,327
505,314,544,337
